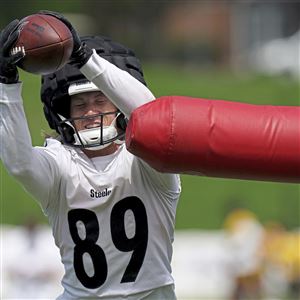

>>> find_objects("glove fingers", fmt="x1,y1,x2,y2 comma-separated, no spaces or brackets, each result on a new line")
38,9,59,15
38,10,73,28
2,30,20,55
38,10,62,18
37,10,81,51
0,19,19,43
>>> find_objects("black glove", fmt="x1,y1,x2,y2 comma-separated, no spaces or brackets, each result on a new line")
0,20,25,84
38,10,93,68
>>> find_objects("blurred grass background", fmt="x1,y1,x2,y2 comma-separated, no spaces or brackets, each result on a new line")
1,67,299,229
0,0,299,231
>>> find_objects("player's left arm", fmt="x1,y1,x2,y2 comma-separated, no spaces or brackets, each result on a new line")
38,10,155,117
80,51,155,118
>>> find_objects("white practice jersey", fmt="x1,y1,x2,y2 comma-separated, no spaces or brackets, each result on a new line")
0,52,181,299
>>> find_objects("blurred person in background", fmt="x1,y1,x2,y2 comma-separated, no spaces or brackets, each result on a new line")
285,231,300,299
224,207,300,300
259,222,300,299
0,10,181,300
223,207,265,300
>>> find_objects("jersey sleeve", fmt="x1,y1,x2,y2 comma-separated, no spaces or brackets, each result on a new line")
0,83,60,211
80,50,155,118
138,158,181,194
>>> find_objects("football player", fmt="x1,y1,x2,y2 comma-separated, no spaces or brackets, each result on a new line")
0,11,181,300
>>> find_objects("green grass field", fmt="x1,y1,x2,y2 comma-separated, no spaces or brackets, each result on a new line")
1,65,299,229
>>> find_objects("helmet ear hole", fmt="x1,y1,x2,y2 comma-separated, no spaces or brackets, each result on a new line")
52,95,71,119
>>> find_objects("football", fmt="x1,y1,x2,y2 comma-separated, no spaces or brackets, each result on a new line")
14,14,74,75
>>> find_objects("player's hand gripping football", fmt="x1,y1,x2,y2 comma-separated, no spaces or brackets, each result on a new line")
38,10,93,68
0,20,25,84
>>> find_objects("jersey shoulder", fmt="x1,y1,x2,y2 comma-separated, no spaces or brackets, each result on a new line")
34,138,79,170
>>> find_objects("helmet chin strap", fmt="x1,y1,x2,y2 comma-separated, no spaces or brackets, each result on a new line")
58,113,124,150
74,126,118,150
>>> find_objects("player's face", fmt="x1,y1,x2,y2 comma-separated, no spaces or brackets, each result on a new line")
70,91,117,132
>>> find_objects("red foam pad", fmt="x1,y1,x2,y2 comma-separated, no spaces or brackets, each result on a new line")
126,96,300,183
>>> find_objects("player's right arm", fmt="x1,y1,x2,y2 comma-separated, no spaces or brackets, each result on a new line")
0,83,60,206
0,20,60,211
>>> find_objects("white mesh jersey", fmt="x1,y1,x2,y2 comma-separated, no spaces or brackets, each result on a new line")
0,52,181,299
45,140,180,299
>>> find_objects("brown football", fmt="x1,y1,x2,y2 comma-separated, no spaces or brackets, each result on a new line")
14,14,74,75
